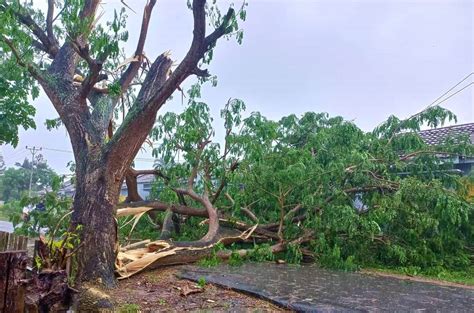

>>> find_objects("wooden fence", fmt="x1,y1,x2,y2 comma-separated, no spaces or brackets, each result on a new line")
0,231,29,312
0,231,28,252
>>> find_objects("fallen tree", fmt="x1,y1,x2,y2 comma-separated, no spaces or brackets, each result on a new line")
116,223,259,278
113,100,473,278
2,0,473,303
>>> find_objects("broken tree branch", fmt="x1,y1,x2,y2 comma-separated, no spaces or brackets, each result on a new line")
399,150,463,161
117,202,208,218
108,1,237,171
116,225,258,278
241,207,259,223
49,0,101,81
204,8,235,50
46,0,58,51
118,0,157,93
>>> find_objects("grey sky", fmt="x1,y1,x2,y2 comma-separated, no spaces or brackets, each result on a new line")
1,0,473,173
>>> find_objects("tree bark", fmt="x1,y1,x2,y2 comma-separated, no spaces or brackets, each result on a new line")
71,162,120,289
124,169,143,203
2,0,239,302
160,209,175,240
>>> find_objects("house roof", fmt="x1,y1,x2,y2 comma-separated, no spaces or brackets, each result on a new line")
57,174,156,195
53,179,76,196
136,174,155,184
418,123,474,146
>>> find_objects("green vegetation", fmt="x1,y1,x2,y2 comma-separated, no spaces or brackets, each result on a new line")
1,0,471,304
285,243,304,265
369,266,474,286
0,205,8,221
145,94,474,277
0,157,59,202
228,250,245,267
197,243,225,268
318,245,360,272
4,187,72,237
197,255,221,268
197,277,207,289
118,303,141,313
247,244,275,263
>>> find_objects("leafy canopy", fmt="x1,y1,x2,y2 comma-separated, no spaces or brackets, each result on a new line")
150,92,474,272
0,0,248,147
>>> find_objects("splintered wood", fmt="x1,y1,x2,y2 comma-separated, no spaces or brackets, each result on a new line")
115,208,258,279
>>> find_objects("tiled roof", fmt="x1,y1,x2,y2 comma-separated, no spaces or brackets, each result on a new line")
418,123,474,145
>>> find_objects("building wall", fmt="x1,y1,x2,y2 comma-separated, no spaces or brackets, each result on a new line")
455,157,474,175
120,182,152,200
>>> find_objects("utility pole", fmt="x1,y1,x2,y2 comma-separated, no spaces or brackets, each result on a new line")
26,146,42,197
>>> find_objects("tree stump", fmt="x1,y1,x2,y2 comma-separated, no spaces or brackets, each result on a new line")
0,250,28,313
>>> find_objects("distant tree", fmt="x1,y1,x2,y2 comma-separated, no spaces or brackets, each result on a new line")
0,152,5,174
1,156,58,201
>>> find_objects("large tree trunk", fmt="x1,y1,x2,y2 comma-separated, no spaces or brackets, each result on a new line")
71,162,120,290
1,0,240,309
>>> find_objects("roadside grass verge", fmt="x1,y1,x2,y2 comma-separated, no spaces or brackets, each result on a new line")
364,266,474,287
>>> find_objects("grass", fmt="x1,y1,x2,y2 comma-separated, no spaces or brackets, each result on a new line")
118,303,141,313
197,255,221,268
197,276,207,288
365,266,474,286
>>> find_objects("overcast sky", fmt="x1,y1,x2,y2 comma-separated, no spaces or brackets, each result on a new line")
1,0,473,174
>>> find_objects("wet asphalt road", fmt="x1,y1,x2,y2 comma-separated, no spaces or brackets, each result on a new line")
180,263,474,312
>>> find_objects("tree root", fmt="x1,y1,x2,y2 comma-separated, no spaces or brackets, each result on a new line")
74,283,114,312
24,270,77,312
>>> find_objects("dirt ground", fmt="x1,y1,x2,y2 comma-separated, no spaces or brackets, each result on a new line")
109,266,288,312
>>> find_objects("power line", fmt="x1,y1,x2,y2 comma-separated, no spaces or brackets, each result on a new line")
40,147,72,154
2,148,27,163
426,72,473,109
403,72,474,123
39,146,157,162
434,82,473,107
